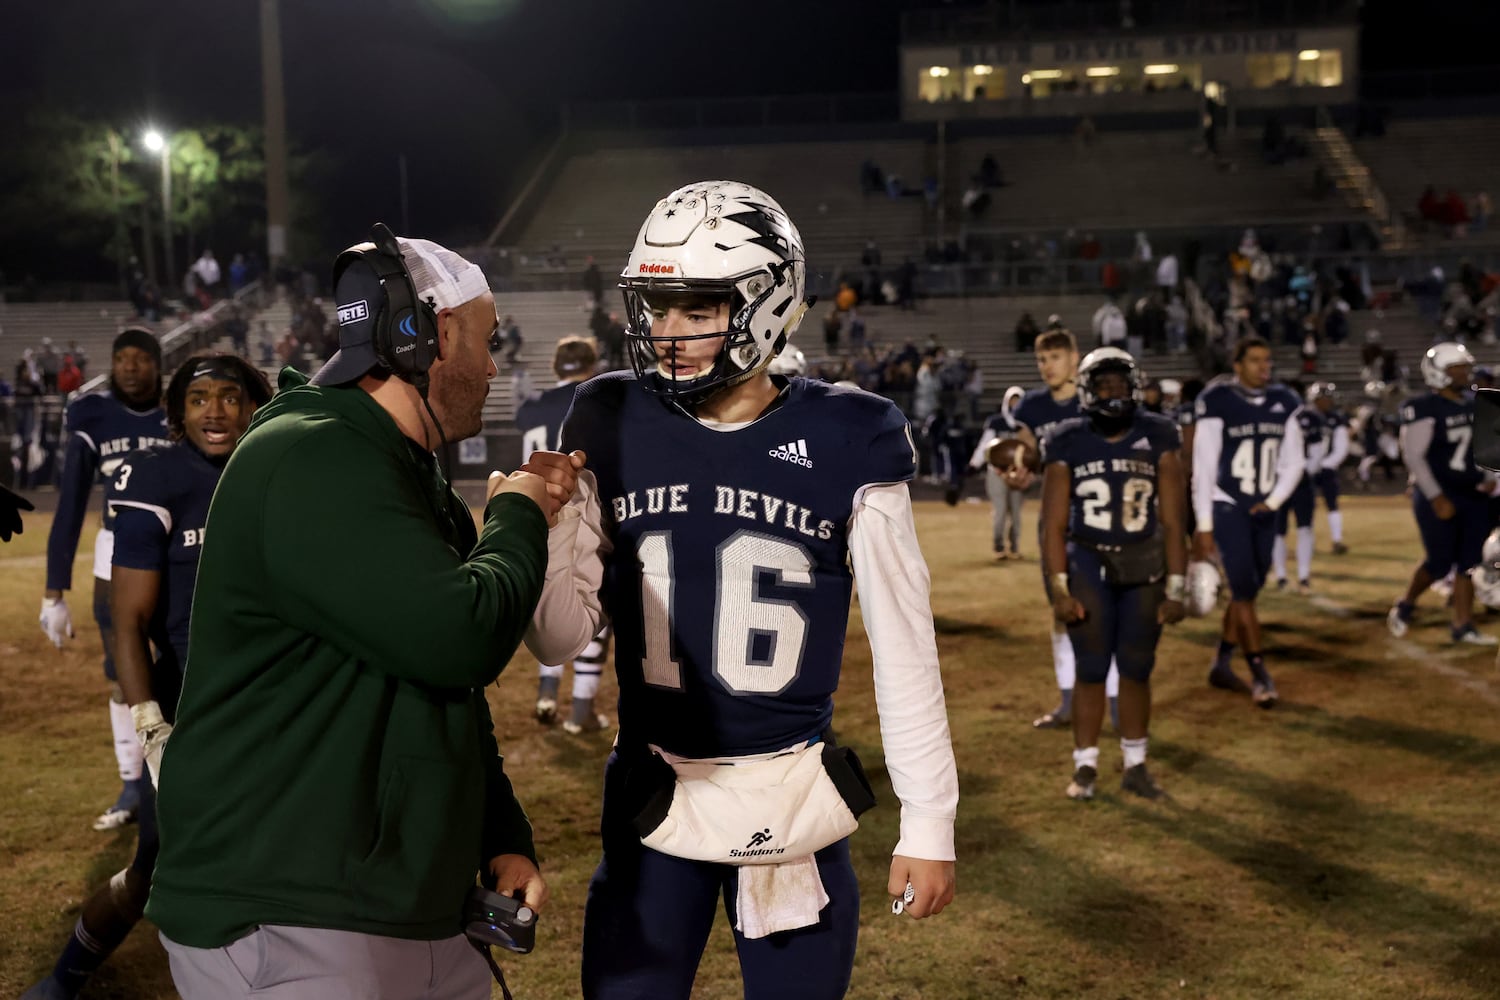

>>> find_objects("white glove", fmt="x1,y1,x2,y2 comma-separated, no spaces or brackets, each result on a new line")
39,597,74,649
132,701,173,791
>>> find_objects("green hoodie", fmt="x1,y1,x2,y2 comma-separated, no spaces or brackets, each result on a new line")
147,369,549,947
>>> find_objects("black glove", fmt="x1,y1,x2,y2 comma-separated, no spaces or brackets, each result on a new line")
0,484,34,542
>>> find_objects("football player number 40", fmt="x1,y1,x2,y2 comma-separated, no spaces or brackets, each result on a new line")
638,530,812,695
1230,438,1280,495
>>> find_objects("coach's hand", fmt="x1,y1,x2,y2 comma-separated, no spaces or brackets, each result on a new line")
1159,598,1186,625
39,595,74,649
889,856,955,919
1430,494,1456,520
1191,531,1217,563
488,854,550,913
520,449,587,517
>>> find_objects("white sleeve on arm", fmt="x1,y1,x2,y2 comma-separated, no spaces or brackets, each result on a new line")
1264,413,1306,511
847,481,958,862
1400,418,1443,500
1325,424,1350,469
1191,416,1224,532
969,431,999,469
523,471,612,664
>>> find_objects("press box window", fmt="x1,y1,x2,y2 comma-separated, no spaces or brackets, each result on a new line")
1295,49,1342,87
965,65,1004,100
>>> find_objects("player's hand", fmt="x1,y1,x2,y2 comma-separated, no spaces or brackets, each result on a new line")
1191,531,1217,562
888,856,955,919
1247,502,1272,517
1159,598,1186,625
1052,594,1086,624
519,449,587,514
141,723,172,790
39,596,74,649
488,854,550,913
1431,494,1456,520
488,470,564,525
0,484,33,542
1002,467,1035,490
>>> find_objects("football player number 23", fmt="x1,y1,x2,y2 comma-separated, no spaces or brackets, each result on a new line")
637,530,812,694
1230,438,1280,495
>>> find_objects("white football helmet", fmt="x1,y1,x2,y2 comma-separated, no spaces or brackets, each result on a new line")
620,180,808,402
1076,347,1142,427
1420,342,1476,390
767,345,807,377
1184,560,1222,617
1306,381,1336,404
1475,529,1500,610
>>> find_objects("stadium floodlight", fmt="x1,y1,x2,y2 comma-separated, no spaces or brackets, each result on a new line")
143,130,164,153
1144,64,1179,75
971,65,993,76
1028,69,1063,80
1085,66,1120,77
928,66,951,78
1298,50,1321,61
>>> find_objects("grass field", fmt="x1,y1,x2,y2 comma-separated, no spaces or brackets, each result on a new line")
2,494,1499,999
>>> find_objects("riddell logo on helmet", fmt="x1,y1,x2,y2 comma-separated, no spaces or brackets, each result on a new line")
638,263,676,275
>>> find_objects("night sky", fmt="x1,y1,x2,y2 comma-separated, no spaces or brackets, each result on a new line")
1,0,1495,261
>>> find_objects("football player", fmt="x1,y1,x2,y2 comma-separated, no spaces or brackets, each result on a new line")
1005,328,1121,729
40,328,170,831
23,355,270,1000
1192,336,1306,707
1,483,35,541
1271,384,1331,594
1308,383,1351,554
522,181,957,1000
969,385,1026,559
1041,349,1187,801
1387,343,1498,646
515,335,613,733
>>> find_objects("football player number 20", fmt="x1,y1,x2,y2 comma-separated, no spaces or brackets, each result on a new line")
1078,477,1154,533
638,530,812,694
1230,438,1280,495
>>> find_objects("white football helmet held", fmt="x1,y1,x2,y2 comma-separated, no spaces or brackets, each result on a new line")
1184,560,1222,617
767,345,807,377
1419,342,1476,390
620,180,809,403
1475,529,1500,610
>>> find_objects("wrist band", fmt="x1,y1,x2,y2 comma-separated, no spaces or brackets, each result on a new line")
1166,574,1186,602
1051,573,1069,594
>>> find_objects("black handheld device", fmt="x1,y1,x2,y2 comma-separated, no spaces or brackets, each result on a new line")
464,886,537,955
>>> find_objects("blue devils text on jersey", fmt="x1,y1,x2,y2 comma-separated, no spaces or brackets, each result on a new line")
1196,378,1302,506
561,373,916,757
1401,391,1482,492
46,392,170,591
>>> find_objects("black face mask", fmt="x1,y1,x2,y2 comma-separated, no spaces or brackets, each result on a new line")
1087,397,1136,435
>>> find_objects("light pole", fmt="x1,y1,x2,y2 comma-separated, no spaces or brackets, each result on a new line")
144,129,175,289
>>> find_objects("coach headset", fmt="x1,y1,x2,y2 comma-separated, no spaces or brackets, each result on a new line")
334,222,440,389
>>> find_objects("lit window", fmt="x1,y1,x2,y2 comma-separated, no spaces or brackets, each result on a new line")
963,65,1003,100
1295,49,1342,87
1085,66,1120,77
1028,69,1063,80
1245,53,1294,88
918,66,962,102
1144,64,1179,75
1298,49,1321,61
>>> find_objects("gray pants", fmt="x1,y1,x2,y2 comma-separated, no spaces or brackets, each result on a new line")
985,468,1024,554
162,925,491,1000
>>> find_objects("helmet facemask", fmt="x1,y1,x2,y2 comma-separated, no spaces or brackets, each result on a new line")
1077,350,1142,435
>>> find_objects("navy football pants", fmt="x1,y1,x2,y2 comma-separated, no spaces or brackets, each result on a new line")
1414,491,1490,576
1065,543,1165,684
582,749,860,1000
1214,501,1277,601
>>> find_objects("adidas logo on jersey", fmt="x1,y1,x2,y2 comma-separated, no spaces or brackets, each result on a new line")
1270,402,1286,413
1132,437,1152,451
770,439,813,467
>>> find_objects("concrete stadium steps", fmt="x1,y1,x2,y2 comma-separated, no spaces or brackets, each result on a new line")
948,131,1357,231
0,301,149,379
1354,117,1500,243
513,140,932,277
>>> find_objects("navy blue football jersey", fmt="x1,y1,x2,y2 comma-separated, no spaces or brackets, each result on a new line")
108,443,223,668
561,373,917,757
515,382,581,462
1047,412,1181,546
1401,391,1481,491
1012,388,1080,457
1196,378,1301,506
1296,407,1325,456
1172,403,1196,431
46,391,170,591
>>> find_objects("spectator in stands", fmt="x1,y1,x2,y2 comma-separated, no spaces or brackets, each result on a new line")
1474,192,1491,233
862,240,882,267
229,253,250,293
823,308,842,355
860,158,883,196
500,314,523,363
257,322,275,367
1093,298,1127,349
1444,189,1471,237
1323,299,1350,346
1419,185,1442,226
192,249,222,300
57,354,83,396
1156,252,1180,297
897,258,918,309
962,182,990,218
885,171,904,199
12,358,41,487
1167,294,1189,354
67,341,89,379
1380,349,1407,387
37,338,60,394
847,309,867,351
224,303,250,357
1014,311,1040,353
582,256,603,304
979,153,1005,188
